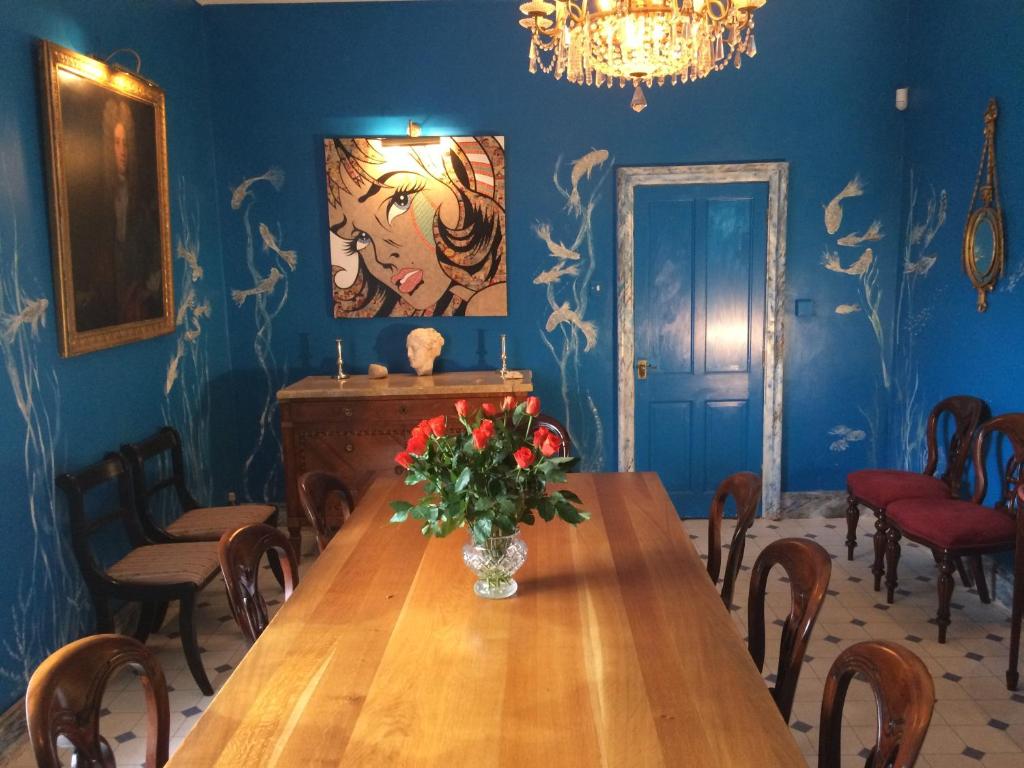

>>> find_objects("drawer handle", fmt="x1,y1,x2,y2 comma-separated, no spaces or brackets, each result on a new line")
343,407,353,417
398,405,408,415
345,443,354,453
394,466,403,475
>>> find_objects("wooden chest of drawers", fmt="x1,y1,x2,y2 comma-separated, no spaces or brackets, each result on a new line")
277,372,533,552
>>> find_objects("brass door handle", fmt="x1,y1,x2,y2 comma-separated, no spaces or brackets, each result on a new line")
637,359,657,380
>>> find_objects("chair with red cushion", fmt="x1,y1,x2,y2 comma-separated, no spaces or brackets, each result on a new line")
884,413,1022,657
845,396,987,589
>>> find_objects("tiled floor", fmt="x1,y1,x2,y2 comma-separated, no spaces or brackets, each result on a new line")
2,517,1021,767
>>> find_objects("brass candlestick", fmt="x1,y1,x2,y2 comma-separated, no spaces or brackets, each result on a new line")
333,338,349,380
498,333,509,379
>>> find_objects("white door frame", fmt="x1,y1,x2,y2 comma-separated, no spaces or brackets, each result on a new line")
616,162,789,517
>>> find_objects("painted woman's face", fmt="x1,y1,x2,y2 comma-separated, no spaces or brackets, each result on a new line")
329,144,460,311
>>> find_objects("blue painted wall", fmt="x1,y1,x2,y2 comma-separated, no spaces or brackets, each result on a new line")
203,0,910,500
0,0,235,709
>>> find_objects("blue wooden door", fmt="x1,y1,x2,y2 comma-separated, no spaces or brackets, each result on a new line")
634,182,767,517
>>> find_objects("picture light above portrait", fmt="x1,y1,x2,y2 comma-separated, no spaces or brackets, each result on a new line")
380,120,441,147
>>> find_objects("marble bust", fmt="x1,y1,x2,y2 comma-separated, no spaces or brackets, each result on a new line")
406,328,444,376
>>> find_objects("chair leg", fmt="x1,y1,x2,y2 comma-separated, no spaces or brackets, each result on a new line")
134,602,156,644
955,556,974,588
1008,539,1023,690
93,593,115,634
885,527,902,604
937,553,956,644
845,495,859,560
872,510,887,592
151,601,170,634
266,548,285,590
178,593,213,695
969,556,991,604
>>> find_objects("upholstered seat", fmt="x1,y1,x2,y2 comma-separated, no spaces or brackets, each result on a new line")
165,504,276,539
888,498,1016,551
846,470,950,509
108,542,221,586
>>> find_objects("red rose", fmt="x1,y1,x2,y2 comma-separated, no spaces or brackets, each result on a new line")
513,446,535,469
428,415,446,437
472,421,494,450
394,451,413,469
539,432,562,458
481,402,500,417
533,426,551,447
407,431,428,455
414,419,430,435
525,396,541,416
501,395,517,412
455,399,469,417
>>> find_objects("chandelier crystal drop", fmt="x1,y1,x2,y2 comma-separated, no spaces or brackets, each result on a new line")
520,0,767,109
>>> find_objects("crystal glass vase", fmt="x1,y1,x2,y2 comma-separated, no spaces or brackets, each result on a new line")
462,530,527,599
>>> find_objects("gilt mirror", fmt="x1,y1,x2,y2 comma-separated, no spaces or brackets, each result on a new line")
962,99,1004,312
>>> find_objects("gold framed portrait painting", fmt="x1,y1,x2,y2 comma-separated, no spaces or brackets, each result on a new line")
324,135,507,318
39,40,173,356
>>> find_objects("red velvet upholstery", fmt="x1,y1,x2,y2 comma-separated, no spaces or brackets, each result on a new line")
847,470,951,510
887,498,1016,551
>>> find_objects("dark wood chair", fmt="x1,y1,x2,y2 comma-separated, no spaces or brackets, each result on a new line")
706,471,762,608
845,396,987,593
818,641,935,768
121,426,277,543
1008,485,1024,690
297,470,354,554
748,537,831,723
56,454,219,694
26,633,170,768
885,413,1023,653
218,523,299,645
531,413,572,458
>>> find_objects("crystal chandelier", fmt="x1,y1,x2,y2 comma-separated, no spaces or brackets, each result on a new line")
520,0,766,111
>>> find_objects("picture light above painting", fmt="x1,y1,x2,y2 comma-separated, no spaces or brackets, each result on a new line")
323,135,507,318
38,40,174,357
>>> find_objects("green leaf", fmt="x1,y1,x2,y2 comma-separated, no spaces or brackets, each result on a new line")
454,466,472,493
560,489,583,504
389,500,412,523
557,504,589,525
471,517,493,543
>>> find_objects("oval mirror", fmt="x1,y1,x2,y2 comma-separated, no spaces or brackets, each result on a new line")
962,99,1004,312
971,210,996,278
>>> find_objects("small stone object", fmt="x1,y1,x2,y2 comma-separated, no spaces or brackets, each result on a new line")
367,363,388,379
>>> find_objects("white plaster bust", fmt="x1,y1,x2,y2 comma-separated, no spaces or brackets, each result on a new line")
406,328,444,376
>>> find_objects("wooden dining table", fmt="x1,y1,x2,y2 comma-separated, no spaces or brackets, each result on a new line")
167,472,804,767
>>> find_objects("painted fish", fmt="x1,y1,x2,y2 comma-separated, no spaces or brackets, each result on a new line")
545,301,598,352
822,248,873,276
566,149,609,215
176,289,195,326
165,338,184,395
231,267,283,306
904,255,936,276
823,176,864,235
259,223,298,270
828,424,867,452
837,220,883,247
193,300,212,319
533,222,580,261
230,167,285,210
177,241,203,281
533,262,580,285
1,297,48,343
834,304,862,315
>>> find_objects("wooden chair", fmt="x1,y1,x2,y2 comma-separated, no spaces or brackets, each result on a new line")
845,396,987,592
818,641,935,768
218,524,299,645
121,426,277,543
706,471,762,608
56,454,219,694
531,413,572,458
885,413,1023,650
297,470,354,554
1008,485,1024,690
26,633,170,768
748,537,831,723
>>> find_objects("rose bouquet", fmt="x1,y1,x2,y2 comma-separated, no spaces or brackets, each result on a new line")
390,395,589,544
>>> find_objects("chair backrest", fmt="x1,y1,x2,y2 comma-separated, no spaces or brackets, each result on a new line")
26,634,169,768
218,523,299,645
818,641,935,768
925,395,988,494
748,537,831,723
531,413,572,458
121,427,200,540
970,412,1024,509
56,453,150,586
706,471,762,608
297,470,354,554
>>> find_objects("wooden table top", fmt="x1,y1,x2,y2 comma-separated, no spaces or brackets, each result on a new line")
277,371,534,401
168,472,803,767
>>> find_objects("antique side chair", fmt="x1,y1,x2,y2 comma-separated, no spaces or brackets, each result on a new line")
705,471,762,608
531,412,572,459
26,634,170,768
747,537,832,723
297,470,354,555
818,641,934,768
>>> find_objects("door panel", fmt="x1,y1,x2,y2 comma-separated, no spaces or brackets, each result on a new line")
634,182,767,517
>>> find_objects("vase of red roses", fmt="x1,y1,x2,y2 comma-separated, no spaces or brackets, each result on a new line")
391,395,588,599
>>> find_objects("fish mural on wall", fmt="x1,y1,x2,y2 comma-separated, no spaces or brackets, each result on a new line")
532,148,612,472
0,159,87,696
162,181,215,513
828,424,867,452
230,168,297,502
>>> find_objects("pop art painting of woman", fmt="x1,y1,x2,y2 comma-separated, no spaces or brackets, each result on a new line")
324,136,507,318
